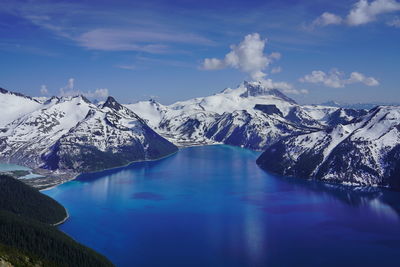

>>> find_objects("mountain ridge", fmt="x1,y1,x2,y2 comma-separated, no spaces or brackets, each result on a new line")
126,81,364,149
0,88,178,188
257,105,400,189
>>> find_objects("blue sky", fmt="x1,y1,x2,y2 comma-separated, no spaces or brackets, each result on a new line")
0,0,399,104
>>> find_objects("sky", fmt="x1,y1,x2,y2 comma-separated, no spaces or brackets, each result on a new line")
0,0,399,104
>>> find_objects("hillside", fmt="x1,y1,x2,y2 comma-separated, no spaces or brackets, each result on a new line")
0,174,66,225
0,174,114,267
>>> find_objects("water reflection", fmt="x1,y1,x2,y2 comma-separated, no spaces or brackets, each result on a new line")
44,145,400,267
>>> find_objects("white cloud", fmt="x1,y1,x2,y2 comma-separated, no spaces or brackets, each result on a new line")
202,58,225,70
348,71,380,86
1,1,214,55
83,88,109,99
299,69,379,88
59,78,75,96
312,12,343,27
75,29,213,53
312,0,400,27
387,16,400,26
201,33,306,94
59,78,109,100
271,66,282,74
347,0,400,25
201,33,280,81
40,84,49,95
258,79,308,95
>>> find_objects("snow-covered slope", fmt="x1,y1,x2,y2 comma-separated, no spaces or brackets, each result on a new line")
0,95,94,167
0,90,177,177
257,106,400,189
126,81,360,149
0,88,43,126
42,97,177,172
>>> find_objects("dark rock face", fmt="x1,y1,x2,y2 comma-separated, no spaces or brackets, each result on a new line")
285,106,323,129
325,108,368,126
240,81,297,104
254,104,283,116
102,96,124,111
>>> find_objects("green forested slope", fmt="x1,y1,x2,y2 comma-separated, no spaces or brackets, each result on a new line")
0,175,114,267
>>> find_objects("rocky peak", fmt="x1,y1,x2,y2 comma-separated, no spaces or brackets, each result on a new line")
240,81,297,104
102,96,123,111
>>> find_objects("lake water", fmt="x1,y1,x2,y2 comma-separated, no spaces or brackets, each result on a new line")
0,163,30,171
44,145,400,267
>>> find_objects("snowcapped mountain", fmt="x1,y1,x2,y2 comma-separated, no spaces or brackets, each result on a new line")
42,97,177,173
126,81,363,149
0,89,177,184
257,106,400,189
0,88,43,126
0,83,376,188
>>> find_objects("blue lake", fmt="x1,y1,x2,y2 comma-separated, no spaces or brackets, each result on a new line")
44,145,400,267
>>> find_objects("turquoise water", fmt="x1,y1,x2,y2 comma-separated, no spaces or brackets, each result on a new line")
44,145,400,266
0,163,30,171
0,163,43,179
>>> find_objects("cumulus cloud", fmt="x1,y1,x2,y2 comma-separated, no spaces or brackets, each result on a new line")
299,69,379,88
40,84,49,95
311,0,400,27
201,33,306,94
201,33,280,81
59,78,109,100
312,12,343,27
347,0,400,25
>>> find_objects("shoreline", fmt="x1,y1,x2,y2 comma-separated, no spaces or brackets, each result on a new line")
52,208,69,226
43,149,180,226
36,149,179,192
76,149,179,177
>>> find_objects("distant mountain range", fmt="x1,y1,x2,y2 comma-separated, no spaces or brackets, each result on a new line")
1,82,399,190
320,100,400,110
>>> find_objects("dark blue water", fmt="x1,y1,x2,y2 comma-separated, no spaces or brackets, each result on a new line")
44,145,400,267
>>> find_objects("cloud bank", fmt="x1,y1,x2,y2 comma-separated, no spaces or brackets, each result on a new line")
299,69,379,88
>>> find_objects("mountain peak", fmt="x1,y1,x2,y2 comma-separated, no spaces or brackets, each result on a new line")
240,81,297,104
102,96,123,111
241,81,266,97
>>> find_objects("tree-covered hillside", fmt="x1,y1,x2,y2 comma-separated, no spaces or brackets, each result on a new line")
0,175,114,267
0,174,66,225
